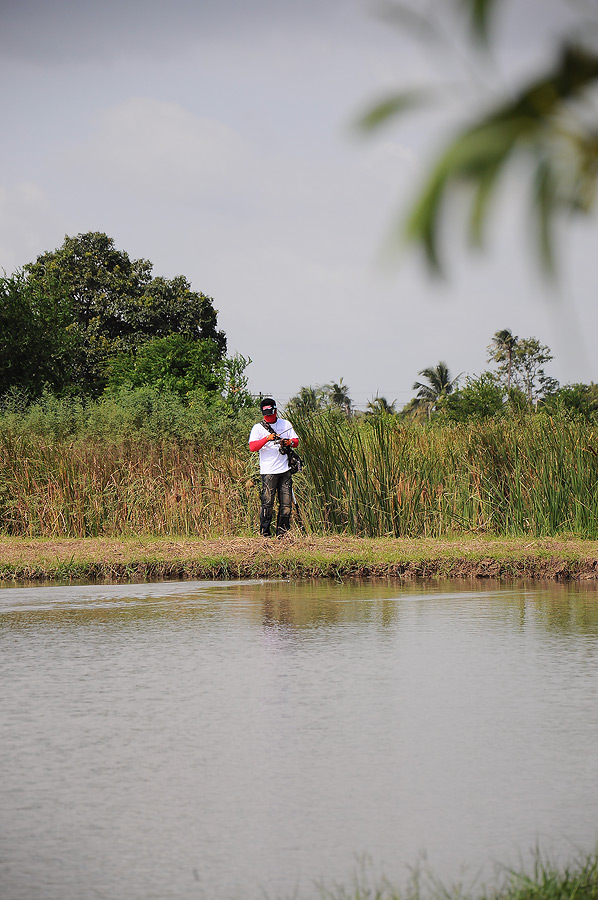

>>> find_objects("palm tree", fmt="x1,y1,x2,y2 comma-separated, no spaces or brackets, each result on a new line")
488,328,518,392
358,5,598,275
412,361,458,418
287,385,324,415
366,395,396,416
324,378,352,417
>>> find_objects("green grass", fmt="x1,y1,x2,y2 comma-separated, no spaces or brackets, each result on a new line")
308,851,598,900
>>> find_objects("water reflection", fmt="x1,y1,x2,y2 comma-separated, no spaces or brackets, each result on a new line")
2,576,598,636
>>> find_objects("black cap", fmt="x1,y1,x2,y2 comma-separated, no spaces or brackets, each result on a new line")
261,397,277,415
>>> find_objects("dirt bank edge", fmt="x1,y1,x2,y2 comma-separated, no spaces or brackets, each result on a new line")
1,535,598,582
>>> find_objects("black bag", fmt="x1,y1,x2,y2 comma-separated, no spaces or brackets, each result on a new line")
286,448,303,475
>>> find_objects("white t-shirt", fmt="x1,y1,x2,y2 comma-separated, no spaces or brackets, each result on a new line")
249,418,299,474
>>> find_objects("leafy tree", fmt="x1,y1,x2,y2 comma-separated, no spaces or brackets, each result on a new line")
104,338,252,413
412,361,459,417
359,0,598,274
493,337,557,406
540,382,598,419
0,271,81,398
488,329,518,392
24,231,153,335
104,335,225,398
442,372,505,421
220,353,254,414
134,274,225,352
4,232,227,398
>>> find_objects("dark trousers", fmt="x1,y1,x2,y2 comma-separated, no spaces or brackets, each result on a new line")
260,471,292,536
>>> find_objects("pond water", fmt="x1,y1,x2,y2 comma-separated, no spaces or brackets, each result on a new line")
1,578,598,900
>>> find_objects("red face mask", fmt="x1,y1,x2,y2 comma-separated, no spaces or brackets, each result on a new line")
263,412,277,423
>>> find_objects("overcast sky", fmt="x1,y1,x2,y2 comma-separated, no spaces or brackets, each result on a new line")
1,0,596,409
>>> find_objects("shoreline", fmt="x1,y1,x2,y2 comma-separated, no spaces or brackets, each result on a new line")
1,534,598,583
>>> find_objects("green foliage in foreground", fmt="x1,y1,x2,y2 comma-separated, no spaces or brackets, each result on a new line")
359,2,598,275
310,850,598,900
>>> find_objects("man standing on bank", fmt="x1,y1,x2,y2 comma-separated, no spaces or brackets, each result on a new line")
249,397,299,537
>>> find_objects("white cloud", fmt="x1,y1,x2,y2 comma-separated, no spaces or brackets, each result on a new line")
63,93,415,267
66,98,259,205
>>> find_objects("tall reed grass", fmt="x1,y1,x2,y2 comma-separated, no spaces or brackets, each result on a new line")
291,412,598,538
0,434,259,537
1,396,598,538
0,388,262,537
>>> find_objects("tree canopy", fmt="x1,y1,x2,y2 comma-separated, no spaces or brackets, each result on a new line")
0,232,229,400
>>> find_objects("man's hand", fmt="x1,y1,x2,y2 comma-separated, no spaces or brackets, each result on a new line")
280,439,292,447
267,433,278,442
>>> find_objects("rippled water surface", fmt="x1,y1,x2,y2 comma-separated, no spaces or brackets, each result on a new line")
2,578,598,900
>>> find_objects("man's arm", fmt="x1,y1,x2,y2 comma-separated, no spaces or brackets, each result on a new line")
249,433,277,452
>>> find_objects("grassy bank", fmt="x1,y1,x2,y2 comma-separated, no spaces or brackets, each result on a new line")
1,535,598,582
